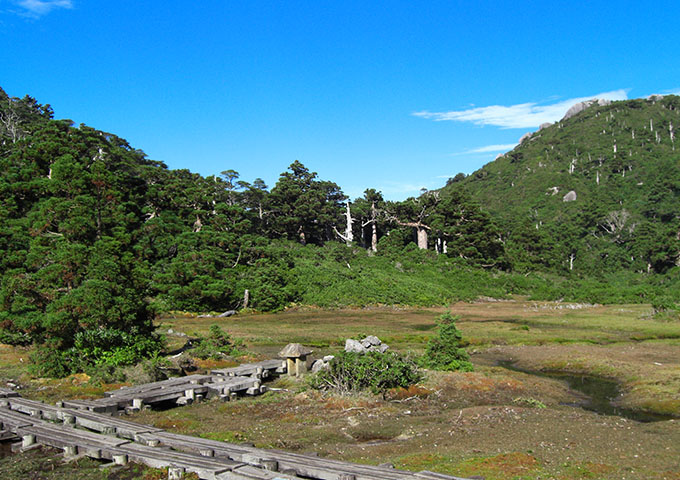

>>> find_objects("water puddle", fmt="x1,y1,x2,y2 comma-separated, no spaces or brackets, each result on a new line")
497,360,674,422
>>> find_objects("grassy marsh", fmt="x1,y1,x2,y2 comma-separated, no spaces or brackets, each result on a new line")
1,299,679,479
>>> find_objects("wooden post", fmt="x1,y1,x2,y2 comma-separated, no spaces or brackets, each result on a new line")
113,454,128,465
63,445,77,457
22,434,35,448
168,467,185,480
286,358,295,375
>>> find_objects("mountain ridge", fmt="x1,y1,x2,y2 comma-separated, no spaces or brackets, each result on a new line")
453,95,680,274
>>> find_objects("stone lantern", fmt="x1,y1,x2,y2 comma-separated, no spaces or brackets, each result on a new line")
278,343,313,377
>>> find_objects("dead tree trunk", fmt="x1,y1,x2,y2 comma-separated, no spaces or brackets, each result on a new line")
343,202,353,245
334,202,354,246
371,221,378,252
416,227,428,250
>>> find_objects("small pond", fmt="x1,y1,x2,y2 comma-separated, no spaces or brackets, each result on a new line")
497,360,674,422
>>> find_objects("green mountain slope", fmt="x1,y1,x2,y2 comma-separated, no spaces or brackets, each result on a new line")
456,96,680,274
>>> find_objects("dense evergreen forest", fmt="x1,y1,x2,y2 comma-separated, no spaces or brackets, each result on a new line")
1,87,678,375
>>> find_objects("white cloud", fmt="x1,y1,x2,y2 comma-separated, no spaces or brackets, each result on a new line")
15,0,72,17
468,143,517,153
660,88,680,96
413,89,629,129
447,143,518,157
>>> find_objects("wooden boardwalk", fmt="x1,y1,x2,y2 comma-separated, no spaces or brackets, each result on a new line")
0,358,472,480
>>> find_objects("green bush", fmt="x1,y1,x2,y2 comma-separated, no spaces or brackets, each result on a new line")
419,312,473,372
29,327,163,378
29,342,74,378
652,296,678,314
87,356,171,385
309,350,421,395
0,329,31,346
190,324,244,360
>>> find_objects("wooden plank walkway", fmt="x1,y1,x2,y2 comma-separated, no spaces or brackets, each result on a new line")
0,398,471,479
104,374,214,397
0,356,473,480
0,387,19,398
99,371,269,411
211,359,287,379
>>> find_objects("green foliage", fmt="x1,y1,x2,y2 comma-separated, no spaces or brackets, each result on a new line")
652,296,679,321
457,96,680,276
310,350,421,394
190,324,244,360
29,327,162,378
652,297,677,313
513,397,547,408
267,160,346,245
419,312,473,372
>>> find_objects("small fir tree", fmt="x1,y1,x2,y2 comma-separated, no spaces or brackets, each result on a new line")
420,312,473,371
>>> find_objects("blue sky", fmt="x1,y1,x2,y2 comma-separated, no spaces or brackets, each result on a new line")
2,1,680,200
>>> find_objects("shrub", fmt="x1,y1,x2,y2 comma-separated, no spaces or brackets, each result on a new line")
652,296,678,314
309,350,421,395
29,327,163,378
419,312,473,371
0,329,31,346
190,324,244,360
88,356,171,385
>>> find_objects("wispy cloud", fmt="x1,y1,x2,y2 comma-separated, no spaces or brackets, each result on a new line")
413,89,629,129
468,143,517,153
14,0,72,18
660,87,680,96
447,143,518,157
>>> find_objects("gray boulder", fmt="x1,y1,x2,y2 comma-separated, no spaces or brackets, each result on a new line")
519,132,533,144
562,99,611,122
563,190,577,202
345,339,367,353
311,359,328,373
562,101,594,121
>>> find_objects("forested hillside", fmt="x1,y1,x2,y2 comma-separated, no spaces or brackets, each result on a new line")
455,96,680,275
1,87,678,375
